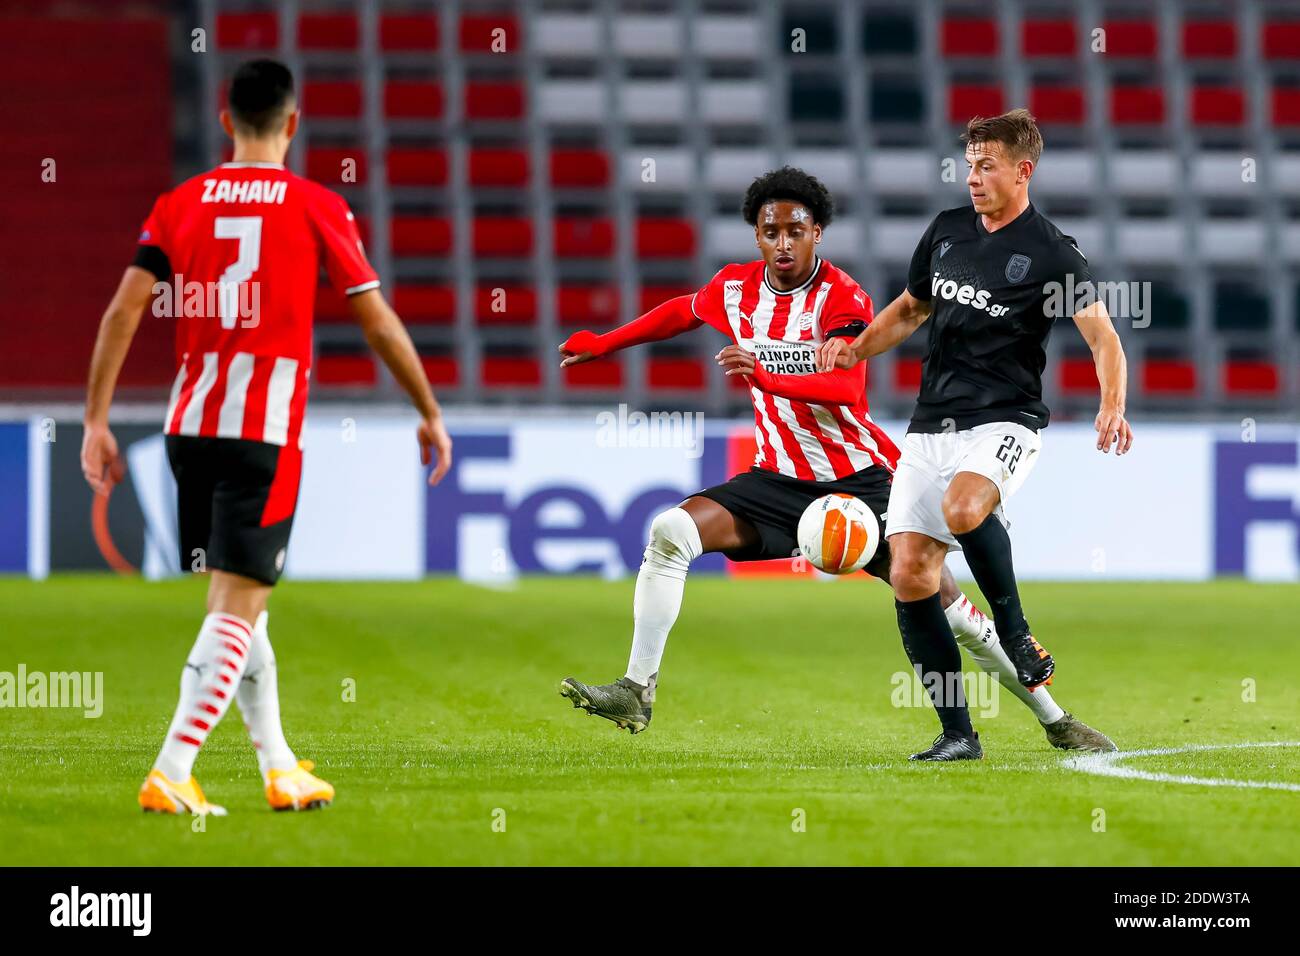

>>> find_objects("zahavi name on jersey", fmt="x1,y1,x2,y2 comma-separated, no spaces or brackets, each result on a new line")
49,886,151,936
200,177,287,204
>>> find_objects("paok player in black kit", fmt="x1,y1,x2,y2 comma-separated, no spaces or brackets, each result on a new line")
820,110,1133,760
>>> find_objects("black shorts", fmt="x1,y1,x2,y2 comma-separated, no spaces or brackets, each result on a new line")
165,435,302,586
693,465,892,576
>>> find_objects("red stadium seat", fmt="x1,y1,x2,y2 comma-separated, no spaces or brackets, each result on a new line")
315,354,377,387
460,15,520,53
1262,22,1300,60
554,218,614,257
306,146,366,185
386,147,448,185
475,284,537,323
473,217,534,257
394,286,456,324
1272,88,1300,126
1021,19,1076,57
1223,360,1280,395
948,85,1004,123
421,355,460,386
1191,87,1246,126
1143,359,1197,395
1182,20,1237,58
1059,356,1098,394
648,357,707,391
1030,86,1086,124
550,149,610,188
298,13,358,50
464,82,526,120
385,81,444,119
390,217,454,256
1110,86,1165,124
941,19,998,56
894,358,923,391
636,219,696,259
563,359,623,389
639,285,694,313
303,80,362,118
1102,20,1158,57
469,148,530,187
482,356,541,387
557,285,620,326
216,13,278,50
381,14,439,51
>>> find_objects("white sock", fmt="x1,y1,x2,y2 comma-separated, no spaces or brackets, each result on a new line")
625,507,703,686
154,613,254,782
945,594,1065,724
236,611,298,782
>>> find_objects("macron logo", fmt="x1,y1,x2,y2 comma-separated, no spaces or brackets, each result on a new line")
940,241,952,258
50,886,151,937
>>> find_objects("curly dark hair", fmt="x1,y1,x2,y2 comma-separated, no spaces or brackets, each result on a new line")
741,166,834,227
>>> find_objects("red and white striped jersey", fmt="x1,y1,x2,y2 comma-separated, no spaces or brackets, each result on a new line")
135,162,378,448
691,258,900,481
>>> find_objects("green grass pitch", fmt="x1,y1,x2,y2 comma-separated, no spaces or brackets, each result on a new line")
1,575,1296,866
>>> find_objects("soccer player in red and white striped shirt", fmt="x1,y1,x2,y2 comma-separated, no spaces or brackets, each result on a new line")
80,60,452,814
557,168,1109,754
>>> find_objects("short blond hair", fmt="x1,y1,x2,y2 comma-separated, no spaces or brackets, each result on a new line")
962,108,1043,165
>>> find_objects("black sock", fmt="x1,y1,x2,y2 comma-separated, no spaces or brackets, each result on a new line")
895,593,973,738
954,514,1030,640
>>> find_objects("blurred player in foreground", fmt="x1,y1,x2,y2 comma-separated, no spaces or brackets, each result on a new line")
81,60,452,813
557,167,1114,758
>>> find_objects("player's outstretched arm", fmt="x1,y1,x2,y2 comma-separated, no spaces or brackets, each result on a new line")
81,265,157,495
816,289,931,372
1073,299,1133,456
558,294,702,367
349,289,453,485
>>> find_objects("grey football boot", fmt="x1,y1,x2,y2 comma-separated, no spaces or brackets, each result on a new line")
1042,712,1118,752
559,674,655,734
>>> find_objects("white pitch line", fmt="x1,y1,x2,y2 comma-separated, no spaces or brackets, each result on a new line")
1062,741,1300,792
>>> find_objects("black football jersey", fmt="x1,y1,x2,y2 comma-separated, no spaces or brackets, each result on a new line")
904,203,1094,434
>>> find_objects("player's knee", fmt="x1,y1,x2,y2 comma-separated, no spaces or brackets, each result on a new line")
942,495,987,536
646,507,704,566
889,549,938,601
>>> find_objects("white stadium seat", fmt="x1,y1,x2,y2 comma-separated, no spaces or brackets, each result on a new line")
1116,221,1187,264
621,149,693,192
620,81,688,123
533,15,602,57
537,80,607,123
613,16,685,58
1191,154,1256,198
695,16,763,59
1198,222,1267,264
787,149,858,193
700,81,766,125
1111,151,1179,197
1031,150,1099,197
867,150,942,197
706,149,776,191
871,218,933,262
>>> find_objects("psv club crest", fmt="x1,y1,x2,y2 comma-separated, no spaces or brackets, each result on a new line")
1005,253,1032,283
